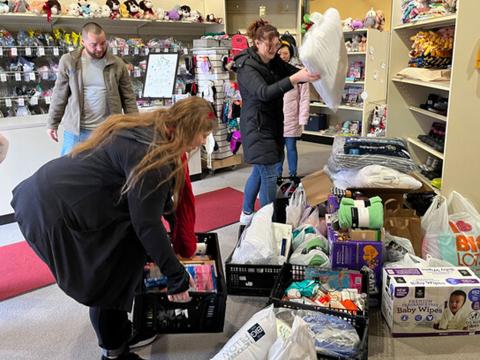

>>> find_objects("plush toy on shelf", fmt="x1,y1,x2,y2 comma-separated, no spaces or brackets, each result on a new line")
121,0,142,18
178,4,190,20
0,0,9,13
188,9,202,22
139,0,154,19
166,6,180,21
79,0,93,17
351,19,364,30
43,0,61,22
364,8,376,28
359,35,367,52
100,4,110,17
9,0,31,12
66,2,80,15
106,0,120,19
351,35,360,52
345,40,352,53
375,10,385,32
155,7,167,20
443,0,457,13
342,17,353,32
368,105,387,137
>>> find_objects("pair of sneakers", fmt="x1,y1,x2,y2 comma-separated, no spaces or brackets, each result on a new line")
100,331,158,360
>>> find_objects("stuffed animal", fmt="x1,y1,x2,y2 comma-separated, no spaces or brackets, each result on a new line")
364,8,376,28
155,7,166,20
43,0,61,21
368,105,386,137
91,2,103,17
359,35,367,52
106,0,120,19
206,13,215,22
189,9,202,22
9,0,30,12
178,4,190,19
79,0,92,17
351,19,364,30
351,35,361,52
100,3,110,17
166,6,180,21
66,2,80,15
139,0,154,19
375,10,385,32
443,0,457,13
345,40,352,53
0,0,10,12
342,17,353,31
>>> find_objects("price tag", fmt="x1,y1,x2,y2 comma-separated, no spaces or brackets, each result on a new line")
112,47,118,55
45,96,51,104
134,47,139,55
155,47,160,53
38,47,45,56
11,47,18,57
183,48,188,54
144,47,149,55
15,72,21,81
0,73,6,82
0,47,3,56
53,47,59,56
42,71,49,80
30,96,38,105
5,98,12,107
164,48,169,53
134,69,141,78
29,72,36,81
18,97,24,106
68,46,74,52
123,47,129,56
25,47,32,56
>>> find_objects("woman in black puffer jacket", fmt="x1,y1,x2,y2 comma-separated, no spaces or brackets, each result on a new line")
234,19,320,225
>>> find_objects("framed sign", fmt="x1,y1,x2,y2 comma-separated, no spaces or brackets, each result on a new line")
142,53,179,98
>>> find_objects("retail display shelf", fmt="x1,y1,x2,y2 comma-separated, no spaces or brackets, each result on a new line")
343,28,368,35
302,130,335,138
408,106,447,122
310,102,364,112
393,14,457,31
414,172,441,195
407,137,444,160
392,78,450,91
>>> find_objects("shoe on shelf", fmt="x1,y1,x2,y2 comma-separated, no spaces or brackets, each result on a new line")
101,351,146,360
128,330,158,350
239,211,254,226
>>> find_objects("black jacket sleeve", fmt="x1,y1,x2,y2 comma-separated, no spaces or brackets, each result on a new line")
237,64,294,102
124,159,189,295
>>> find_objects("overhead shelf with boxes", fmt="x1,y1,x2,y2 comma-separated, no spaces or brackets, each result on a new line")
303,28,390,144
386,0,480,208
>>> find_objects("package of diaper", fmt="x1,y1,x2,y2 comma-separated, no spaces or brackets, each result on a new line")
382,267,480,337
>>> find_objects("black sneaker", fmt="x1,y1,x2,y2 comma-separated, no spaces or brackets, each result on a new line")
128,330,158,350
101,352,146,360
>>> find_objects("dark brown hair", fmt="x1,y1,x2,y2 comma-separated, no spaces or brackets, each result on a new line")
71,97,217,209
246,19,280,48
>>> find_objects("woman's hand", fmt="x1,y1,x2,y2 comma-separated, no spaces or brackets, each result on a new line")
167,275,195,303
290,68,321,85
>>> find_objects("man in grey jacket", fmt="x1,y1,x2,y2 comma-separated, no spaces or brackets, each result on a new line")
47,22,138,155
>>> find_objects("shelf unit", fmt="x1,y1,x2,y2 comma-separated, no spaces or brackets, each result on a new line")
387,0,480,209
0,5,226,217
304,28,390,142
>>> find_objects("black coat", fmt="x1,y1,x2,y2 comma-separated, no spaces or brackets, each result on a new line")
11,134,189,311
235,47,299,164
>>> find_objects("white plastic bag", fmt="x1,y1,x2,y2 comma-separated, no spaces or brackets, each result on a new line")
212,305,277,360
231,204,278,264
286,185,306,228
299,9,347,111
384,232,415,263
268,316,317,360
422,191,480,274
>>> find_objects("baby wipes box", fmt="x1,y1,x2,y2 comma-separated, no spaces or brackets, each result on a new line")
382,267,480,337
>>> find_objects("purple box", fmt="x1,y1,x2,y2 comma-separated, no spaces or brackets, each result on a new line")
328,226,383,296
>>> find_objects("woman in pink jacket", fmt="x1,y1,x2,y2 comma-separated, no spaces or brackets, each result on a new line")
275,41,310,177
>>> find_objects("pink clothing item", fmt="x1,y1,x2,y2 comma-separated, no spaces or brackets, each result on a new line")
283,82,310,137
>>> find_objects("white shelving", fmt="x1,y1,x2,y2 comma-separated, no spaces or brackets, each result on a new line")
387,0,480,209
408,106,448,122
305,28,389,141
406,137,444,160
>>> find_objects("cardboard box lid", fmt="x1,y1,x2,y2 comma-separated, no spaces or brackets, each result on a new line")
301,169,332,207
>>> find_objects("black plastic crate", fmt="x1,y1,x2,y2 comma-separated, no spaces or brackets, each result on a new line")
269,263,369,319
225,225,283,296
132,233,226,333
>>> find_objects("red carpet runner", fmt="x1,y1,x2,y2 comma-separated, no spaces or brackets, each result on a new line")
0,187,250,301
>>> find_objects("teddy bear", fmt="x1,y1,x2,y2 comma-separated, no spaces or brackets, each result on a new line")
375,10,385,32
106,0,119,19
155,7,166,20
0,0,9,13
178,4,190,19
342,17,353,32
188,9,202,22
125,0,142,18
166,6,180,21
351,35,361,52
139,0,154,19
345,40,352,53
91,2,104,17
78,0,92,17
351,19,364,30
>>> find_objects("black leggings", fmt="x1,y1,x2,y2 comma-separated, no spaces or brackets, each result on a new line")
89,307,131,353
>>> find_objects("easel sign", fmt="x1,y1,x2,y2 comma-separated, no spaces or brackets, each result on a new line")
143,53,179,98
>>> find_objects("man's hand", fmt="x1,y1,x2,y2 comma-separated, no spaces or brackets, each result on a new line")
167,275,195,303
47,129,58,142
